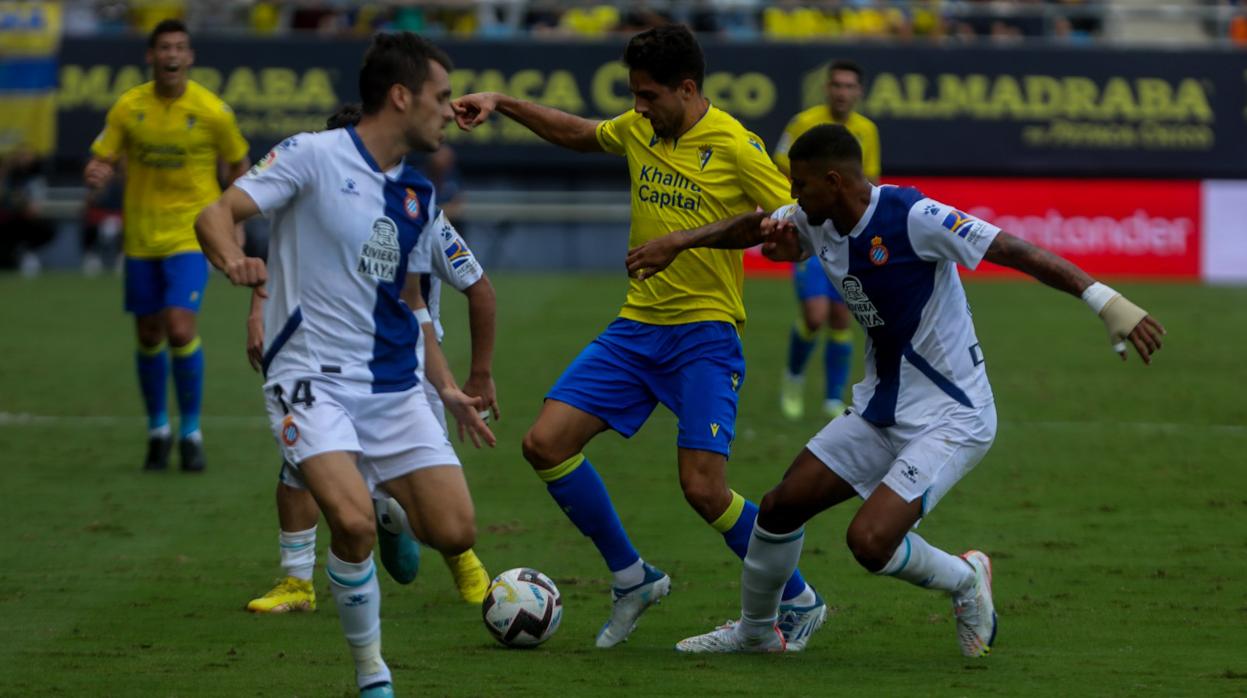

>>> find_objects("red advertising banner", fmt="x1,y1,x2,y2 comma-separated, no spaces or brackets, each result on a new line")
745,178,1202,279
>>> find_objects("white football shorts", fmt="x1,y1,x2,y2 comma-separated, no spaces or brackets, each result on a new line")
267,375,459,494
805,402,997,516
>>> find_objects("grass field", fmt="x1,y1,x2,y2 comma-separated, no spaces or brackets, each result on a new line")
1,272,1245,697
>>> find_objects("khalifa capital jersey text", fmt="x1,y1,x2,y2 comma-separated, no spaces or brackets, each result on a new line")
637,164,704,212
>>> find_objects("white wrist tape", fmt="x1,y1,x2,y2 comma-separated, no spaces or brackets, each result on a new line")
1080,282,1118,314
414,308,433,325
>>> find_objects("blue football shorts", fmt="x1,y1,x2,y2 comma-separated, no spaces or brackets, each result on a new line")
793,258,843,303
546,318,746,457
124,251,209,316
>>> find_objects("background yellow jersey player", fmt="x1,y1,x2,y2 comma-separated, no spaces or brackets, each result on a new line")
772,59,880,422
453,25,827,651
83,19,250,473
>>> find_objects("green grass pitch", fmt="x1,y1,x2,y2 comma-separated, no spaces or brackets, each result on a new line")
1,272,1245,697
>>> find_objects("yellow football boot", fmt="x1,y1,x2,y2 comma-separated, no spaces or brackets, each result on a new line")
246,576,316,613
780,372,805,420
444,549,490,604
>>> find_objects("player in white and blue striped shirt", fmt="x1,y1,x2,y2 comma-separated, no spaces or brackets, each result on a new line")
195,34,493,698
626,124,1164,656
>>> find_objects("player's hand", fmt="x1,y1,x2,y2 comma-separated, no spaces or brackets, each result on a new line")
451,93,500,131
1097,293,1165,364
625,233,683,280
246,313,264,372
463,371,500,422
443,388,497,449
760,218,803,262
224,256,268,293
1122,315,1166,364
83,159,114,189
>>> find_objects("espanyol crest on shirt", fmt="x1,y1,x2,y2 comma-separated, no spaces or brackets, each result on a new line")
404,187,421,219
869,236,889,265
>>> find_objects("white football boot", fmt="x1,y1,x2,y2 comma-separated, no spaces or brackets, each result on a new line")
595,563,671,648
953,550,997,657
676,620,786,653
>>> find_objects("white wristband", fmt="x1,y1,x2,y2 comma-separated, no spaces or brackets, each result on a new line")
414,308,433,325
1080,282,1118,315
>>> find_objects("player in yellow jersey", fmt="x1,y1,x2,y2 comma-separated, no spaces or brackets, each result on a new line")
84,19,250,473
453,25,826,651
772,60,880,421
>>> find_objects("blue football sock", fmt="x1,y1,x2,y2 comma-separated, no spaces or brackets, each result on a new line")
824,327,853,402
712,491,810,602
786,319,818,377
135,342,169,431
540,454,640,573
171,336,203,438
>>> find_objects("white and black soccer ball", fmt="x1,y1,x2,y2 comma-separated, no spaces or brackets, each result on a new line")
481,567,563,648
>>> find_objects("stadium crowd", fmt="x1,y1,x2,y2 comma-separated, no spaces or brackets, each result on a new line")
65,0,1116,42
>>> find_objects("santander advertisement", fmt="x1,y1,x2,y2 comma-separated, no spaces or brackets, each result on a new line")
744,178,1203,279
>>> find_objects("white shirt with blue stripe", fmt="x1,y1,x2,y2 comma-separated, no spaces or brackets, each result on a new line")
778,185,1001,429
236,126,440,393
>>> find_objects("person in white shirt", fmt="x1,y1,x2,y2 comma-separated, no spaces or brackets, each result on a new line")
243,104,498,617
624,123,1165,656
195,33,492,698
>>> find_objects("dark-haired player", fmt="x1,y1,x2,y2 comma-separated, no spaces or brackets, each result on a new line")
244,103,495,615
196,33,494,697
84,19,250,473
453,25,826,650
627,124,1164,654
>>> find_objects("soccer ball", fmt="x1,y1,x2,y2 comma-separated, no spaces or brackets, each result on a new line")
481,567,563,648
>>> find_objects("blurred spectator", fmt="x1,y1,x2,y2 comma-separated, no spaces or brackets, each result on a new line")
1233,11,1247,45
129,0,186,31
618,1,672,33
561,3,621,36
425,145,467,224
0,147,54,277
249,1,283,34
524,0,564,33
291,2,340,33
81,176,125,277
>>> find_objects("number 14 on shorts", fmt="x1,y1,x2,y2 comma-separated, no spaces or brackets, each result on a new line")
272,379,316,413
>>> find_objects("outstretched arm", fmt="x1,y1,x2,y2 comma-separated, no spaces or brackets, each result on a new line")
984,232,1166,363
983,231,1094,296
625,212,768,279
452,92,602,153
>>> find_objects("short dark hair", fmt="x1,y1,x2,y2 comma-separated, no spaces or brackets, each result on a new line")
326,103,363,130
148,18,189,48
827,59,864,84
789,124,863,169
623,25,705,90
359,32,453,115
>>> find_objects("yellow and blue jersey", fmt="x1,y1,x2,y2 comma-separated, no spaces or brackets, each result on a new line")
772,106,880,182
92,80,249,259
596,106,795,328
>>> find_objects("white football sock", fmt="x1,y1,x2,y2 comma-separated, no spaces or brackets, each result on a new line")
279,526,317,581
612,558,645,589
740,524,804,639
327,551,389,688
785,584,817,607
351,639,391,690
877,532,973,593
